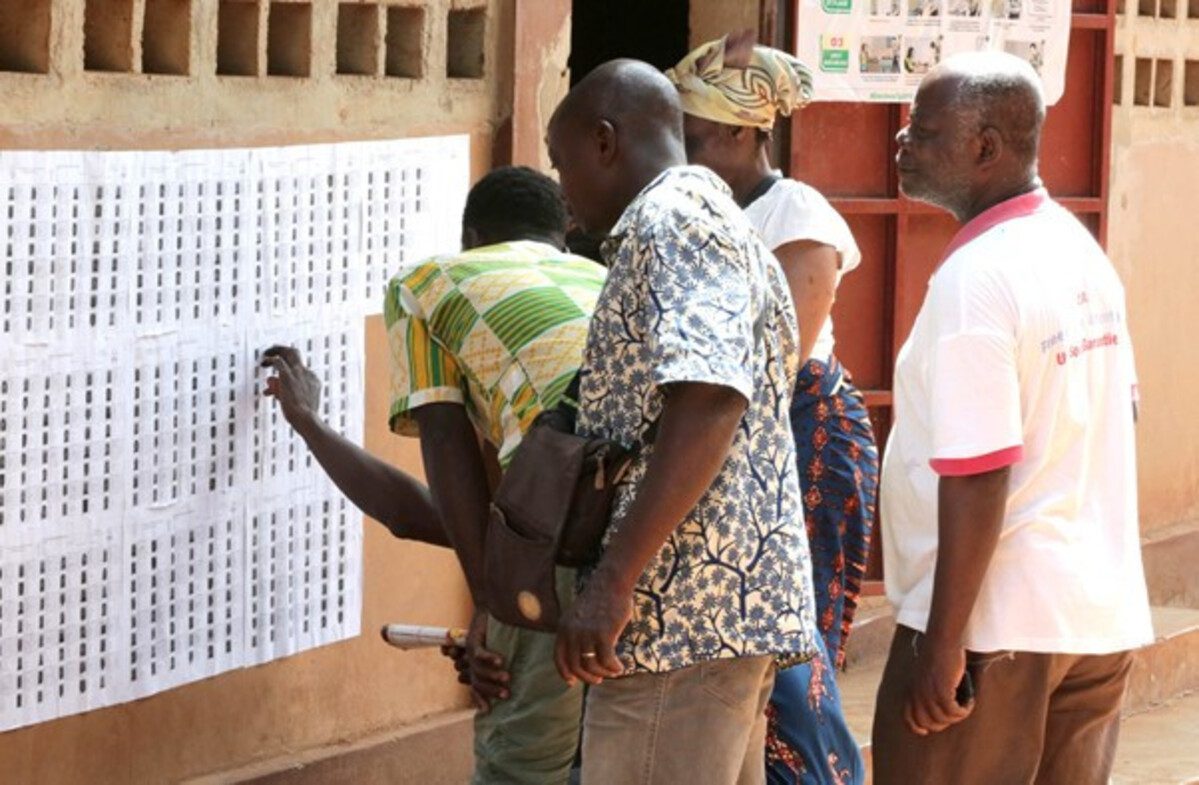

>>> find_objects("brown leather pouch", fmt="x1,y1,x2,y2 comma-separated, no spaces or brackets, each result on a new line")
484,310,765,630
483,396,634,631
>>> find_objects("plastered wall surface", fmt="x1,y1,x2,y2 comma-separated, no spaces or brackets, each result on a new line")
689,0,759,47
0,0,513,152
0,1,511,782
510,0,570,171
1110,7,1199,534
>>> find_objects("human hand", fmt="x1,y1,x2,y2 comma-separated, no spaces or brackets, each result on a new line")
904,637,973,735
441,609,510,714
260,345,323,435
553,569,631,687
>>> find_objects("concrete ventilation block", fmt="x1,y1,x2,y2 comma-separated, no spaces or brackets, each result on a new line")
1160,0,1177,17
1154,59,1173,106
446,7,484,78
0,0,52,73
217,0,258,76
337,3,378,76
267,2,312,77
1114,54,1123,105
1134,57,1153,105
85,0,136,72
1186,60,1199,106
385,6,424,78
1138,0,1157,15
1191,0,1199,18
143,0,191,75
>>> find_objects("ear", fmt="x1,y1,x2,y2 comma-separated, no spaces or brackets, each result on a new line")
977,125,1003,168
727,124,754,144
595,119,618,166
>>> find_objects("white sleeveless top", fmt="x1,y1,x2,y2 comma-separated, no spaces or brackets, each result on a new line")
743,177,861,363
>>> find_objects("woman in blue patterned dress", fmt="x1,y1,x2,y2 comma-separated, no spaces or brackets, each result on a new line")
668,33,880,785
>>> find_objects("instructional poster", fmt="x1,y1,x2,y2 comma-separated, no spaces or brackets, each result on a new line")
795,0,1070,103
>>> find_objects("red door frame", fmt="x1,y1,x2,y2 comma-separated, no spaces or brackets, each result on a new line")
782,0,1116,582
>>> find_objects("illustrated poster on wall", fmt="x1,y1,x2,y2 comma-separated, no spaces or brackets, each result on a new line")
795,0,1069,103
0,135,470,731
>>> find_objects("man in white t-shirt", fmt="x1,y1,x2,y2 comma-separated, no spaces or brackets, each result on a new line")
871,52,1153,785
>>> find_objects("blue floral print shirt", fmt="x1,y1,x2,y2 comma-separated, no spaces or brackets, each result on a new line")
578,166,819,674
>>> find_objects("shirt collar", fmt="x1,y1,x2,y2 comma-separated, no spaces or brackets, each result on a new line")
940,187,1051,264
465,238,559,256
602,165,733,260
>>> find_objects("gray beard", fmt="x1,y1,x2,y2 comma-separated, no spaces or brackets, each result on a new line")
901,175,974,222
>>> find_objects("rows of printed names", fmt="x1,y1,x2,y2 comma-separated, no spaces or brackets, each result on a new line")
0,484,361,731
0,136,468,730
0,319,363,534
0,137,469,349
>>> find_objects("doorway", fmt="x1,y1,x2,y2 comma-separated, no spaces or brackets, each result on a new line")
568,0,690,85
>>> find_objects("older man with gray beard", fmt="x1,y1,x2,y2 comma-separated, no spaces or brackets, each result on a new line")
872,52,1153,785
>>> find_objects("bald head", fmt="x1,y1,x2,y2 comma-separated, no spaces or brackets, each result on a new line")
547,59,688,234
896,51,1046,221
553,59,683,139
927,51,1046,163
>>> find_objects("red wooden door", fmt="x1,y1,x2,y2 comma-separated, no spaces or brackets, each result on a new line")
783,0,1116,580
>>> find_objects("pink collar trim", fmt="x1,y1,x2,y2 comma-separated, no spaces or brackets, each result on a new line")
940,188,1051,264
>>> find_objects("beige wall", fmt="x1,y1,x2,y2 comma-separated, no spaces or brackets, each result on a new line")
0,1,515,782
0,0,513,152
1110,9,1199,534
510,0,571,170
689,0,760,47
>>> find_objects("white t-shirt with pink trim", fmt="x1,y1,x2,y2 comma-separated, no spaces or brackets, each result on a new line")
880,189,1153,654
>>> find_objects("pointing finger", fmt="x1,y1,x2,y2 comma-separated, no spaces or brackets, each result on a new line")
260,355,294,382
262,345,304,369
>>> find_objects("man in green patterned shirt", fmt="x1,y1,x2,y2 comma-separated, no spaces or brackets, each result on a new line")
384,234,604,466
263,166,606,784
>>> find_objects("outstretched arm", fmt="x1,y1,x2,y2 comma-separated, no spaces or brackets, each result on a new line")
261,345,449,548
262,345,510,709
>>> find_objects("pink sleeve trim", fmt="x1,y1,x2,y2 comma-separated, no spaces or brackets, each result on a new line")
930,445,1024,477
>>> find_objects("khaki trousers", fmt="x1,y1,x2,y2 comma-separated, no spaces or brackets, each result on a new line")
472,569,583,785
872,625,1133,785
580,655,776,785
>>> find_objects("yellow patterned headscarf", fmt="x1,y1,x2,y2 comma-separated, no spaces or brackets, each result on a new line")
665,36,814,130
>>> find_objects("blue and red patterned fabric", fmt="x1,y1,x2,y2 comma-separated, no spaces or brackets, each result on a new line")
766,357,879,785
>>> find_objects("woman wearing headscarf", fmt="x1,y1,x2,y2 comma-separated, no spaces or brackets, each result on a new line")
668,33,879,785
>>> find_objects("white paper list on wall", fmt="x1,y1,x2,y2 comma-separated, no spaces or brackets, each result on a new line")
0,135,470,732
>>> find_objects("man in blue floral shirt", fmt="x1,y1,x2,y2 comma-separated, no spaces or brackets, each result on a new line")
547,60,818,783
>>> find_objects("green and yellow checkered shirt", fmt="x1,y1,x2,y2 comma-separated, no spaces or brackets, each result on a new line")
384,240,607,465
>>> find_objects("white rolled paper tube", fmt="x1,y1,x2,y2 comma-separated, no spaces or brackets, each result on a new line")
380,623,467,650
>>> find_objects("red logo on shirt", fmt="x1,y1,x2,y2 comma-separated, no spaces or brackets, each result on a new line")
1056,332,1118,366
